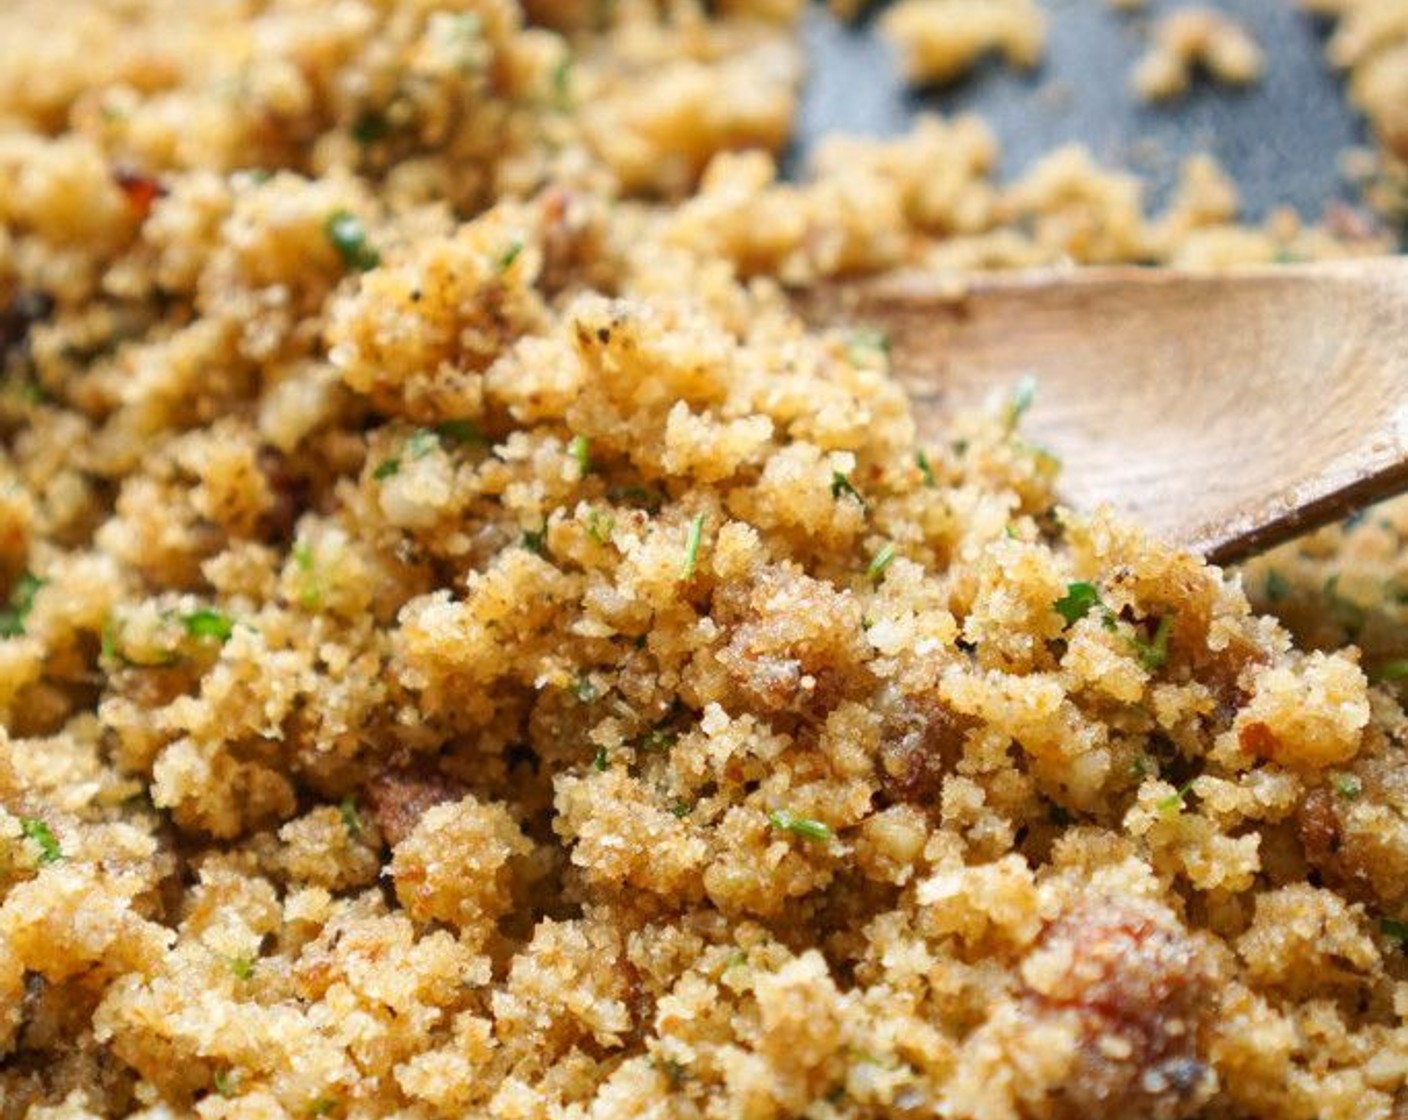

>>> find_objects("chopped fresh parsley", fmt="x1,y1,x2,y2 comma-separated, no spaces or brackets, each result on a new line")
1374,659,1408,682
372,457,400,480
435,418,487,445
592,745,609,772
1131,755,1151,779
404,428,440,460
551,58,572,110
680,513,705,580
1264,569,1290,603
1156,778,1196,814
0,571,44,638
845,327,890,364
915,449,935,487
1132,615,1174,671
1005,374,1037,430
668,798,691,818
351,112,389,145
182,608,234,643
1381,917,1408,945
339,798,363,839
522,525,548,556
638,727,678,753
767,809,832,842
292,543,321,609
866,542,896,582
498,239,524,272
585,509,615,545
568,433,591,476
228,954,256,981
1332,773,1363,800
324,210,381,272
212,1069,237,1098
573,673,599,703
830,471,865,506
1323,574,1366,634
20,816,62,864
1053,581,1102,626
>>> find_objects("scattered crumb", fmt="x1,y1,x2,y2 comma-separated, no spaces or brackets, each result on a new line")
879,0,1047,86
1132,7,1266,101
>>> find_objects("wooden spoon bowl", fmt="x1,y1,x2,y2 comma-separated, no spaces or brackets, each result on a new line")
797,258,1408,564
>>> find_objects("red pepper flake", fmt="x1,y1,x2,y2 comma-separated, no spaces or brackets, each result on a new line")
112,165,167,220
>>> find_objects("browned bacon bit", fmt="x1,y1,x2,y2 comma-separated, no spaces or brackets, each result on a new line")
112,165,168,220
1023,898,1218,1120
366,765,467,847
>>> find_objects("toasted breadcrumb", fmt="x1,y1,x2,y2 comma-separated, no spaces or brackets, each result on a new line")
0,2,1406,1119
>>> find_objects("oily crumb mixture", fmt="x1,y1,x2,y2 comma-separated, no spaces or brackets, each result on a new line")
1,2,1407,1120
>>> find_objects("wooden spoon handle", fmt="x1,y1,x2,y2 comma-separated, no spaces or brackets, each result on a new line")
796,258,1408,564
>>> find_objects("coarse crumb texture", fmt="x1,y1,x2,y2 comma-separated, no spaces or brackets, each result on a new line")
1,2,1407,1120
878,0,1047,87
1131,7,1265,102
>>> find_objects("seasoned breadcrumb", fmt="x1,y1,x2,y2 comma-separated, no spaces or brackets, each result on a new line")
1132,7,1267,102
879,0,1047,86
0,2,1405,1119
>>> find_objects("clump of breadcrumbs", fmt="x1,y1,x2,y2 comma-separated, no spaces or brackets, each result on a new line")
1132,7,1266,101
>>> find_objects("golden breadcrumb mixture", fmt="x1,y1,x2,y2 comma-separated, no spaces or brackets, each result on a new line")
1,2,1406,1119
1131,7,1265,102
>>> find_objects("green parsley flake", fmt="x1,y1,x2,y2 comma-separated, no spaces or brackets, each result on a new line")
1381,918,1408,945
435,419,486,445
767,809,832,842
498,239,524,272
866,542,896,582
292,543,321,609
324,210,381,272
339,798,363,839
573,674,599,703
551,58,572,110
569,434,591,475
228,954,257,981
845,327,890,364
20,816,62,864
213,1070,237,1098
585,509,615,545
680,513,705,580
639,728,678,752
592,745,609,772
1005,374,1037,430
668,799,691,818
1323,574,1366,634
351,112,389,145
1375,659,1408,682
522,525,548,556
1332,773,1363,800
1053,581,1102,626
1133,615,1174,671
372,457,400,480
830,471,865,506
0,571,44,638
1156,779,1196,815
915,449,935,487
182,608,234,643
1264,569,1290,602
405,428,440,459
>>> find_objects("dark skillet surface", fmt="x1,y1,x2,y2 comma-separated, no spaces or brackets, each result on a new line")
789,0,1365,220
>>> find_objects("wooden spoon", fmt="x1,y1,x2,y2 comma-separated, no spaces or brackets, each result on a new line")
796,257,1408,565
